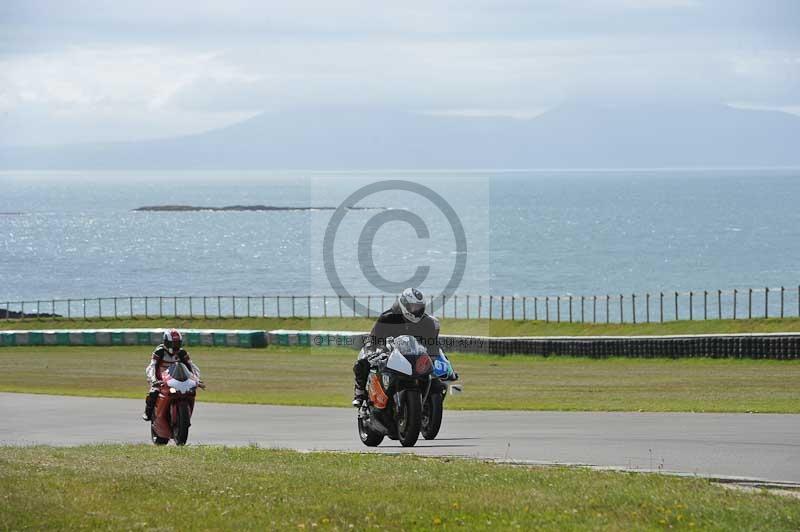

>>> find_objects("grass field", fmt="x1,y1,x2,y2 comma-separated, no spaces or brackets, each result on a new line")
1,345,798,412
1,445,798,531
3,315,800,336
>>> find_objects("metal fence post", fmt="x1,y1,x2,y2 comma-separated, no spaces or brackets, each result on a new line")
307,296,311,319
764,287,769,318
367,296,371,318
717,290,722,319
659,292,663,323
159,296,163,318
247,296,251,318
291,295,296,318
232,296,236,318
323,295,327,318
645,293,650,323
174,296,178,318
277,295,281,318
203,296,207,319
262,295,266,318
580,296,584,322
97,298,101,319
748,288,752,319
559,297,564,323
605,295,610,324
703,291,707,320
545,296,550,323
454,295,459,319
780,286,785,318
338,296,342,318
353,296,357,318
619,294,623,323
592,295,596,323
478,295,482,319
501,296,505,320
534,297,539,321
442,294,446,318
489,296,493,321
510,296,514,320
466,295,471,319
189,297,193,318
689,292,693,321
674,292,678,321
523,297,527,321
733,289,737,320
568,296,573,323
83,298,87,319
37,300,41,319
114,297,118,319
381,295,385,314
631,294,636,324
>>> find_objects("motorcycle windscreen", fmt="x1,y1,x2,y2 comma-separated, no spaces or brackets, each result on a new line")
393,335,426,356
386,350,413,375
168,362,191,382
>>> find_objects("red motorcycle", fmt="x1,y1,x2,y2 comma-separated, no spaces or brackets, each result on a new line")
150,362,203,446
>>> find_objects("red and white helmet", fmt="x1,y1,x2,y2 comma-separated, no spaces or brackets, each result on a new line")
162,329,183,352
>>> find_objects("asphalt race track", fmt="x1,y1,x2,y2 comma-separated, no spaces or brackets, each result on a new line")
2,392,798,484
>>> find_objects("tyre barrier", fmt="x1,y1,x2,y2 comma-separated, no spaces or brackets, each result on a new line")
0,329,267,348
437,333,800,359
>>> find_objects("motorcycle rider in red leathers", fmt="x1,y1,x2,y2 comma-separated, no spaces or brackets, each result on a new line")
142,329,201,421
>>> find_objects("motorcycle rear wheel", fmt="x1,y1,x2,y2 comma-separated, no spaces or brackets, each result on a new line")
173,402,191,446
358,415,384,446
151,425,168,446
421,392,443,440
397,392,422,447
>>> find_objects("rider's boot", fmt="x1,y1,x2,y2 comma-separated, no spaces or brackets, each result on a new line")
142,391,157,421
352,387,367,407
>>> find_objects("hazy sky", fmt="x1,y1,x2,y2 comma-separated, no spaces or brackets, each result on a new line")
1,0,798,145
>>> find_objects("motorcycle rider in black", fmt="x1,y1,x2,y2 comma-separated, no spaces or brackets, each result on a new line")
352,287,456,406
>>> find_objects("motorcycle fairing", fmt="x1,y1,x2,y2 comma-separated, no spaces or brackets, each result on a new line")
432,352,453,378
167,378,196,393
386,349,413,375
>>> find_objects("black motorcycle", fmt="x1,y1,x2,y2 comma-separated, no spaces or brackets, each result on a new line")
357,335,434,447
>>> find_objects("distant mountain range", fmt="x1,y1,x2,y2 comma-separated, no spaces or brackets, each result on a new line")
2,102,799,169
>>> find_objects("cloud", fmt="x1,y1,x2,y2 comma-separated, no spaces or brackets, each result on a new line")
0,0,798,145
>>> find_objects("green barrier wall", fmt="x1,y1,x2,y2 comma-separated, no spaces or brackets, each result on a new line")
0,329,267,349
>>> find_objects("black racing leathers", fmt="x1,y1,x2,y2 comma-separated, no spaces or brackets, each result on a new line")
353,303,441,392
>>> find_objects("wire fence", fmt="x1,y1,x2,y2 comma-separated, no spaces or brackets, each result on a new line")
2,286,800,323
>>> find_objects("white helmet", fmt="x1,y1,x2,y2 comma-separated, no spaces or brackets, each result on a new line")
398,287,426,323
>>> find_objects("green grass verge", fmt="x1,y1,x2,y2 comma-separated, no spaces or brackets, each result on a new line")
1,445,798,531
3,315,800,336
1,346,798,412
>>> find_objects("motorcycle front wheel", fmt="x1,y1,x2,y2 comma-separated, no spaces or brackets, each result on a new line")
358,416,384,447
397,391,422,447
173,402,191,446
151,425,168,446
